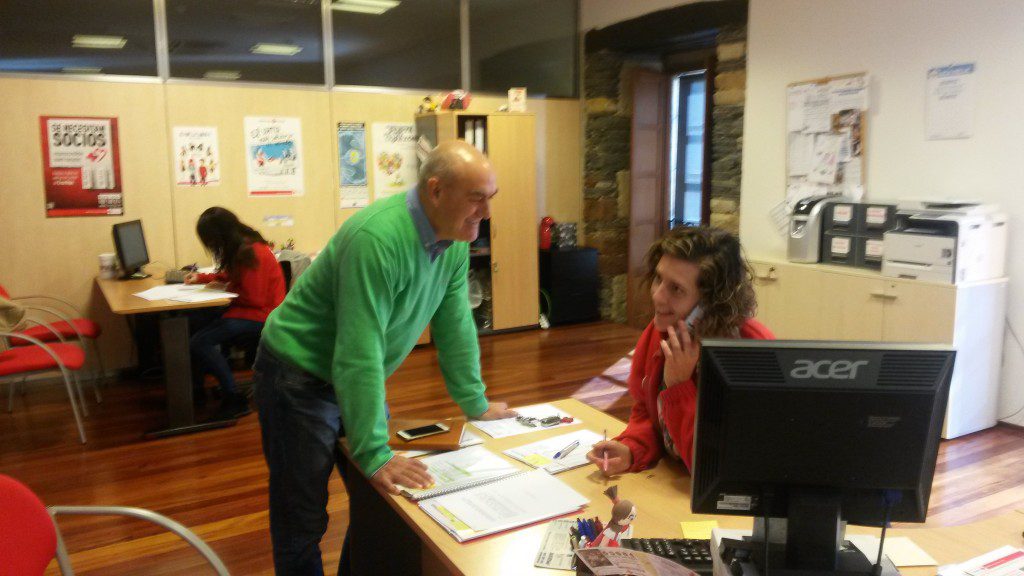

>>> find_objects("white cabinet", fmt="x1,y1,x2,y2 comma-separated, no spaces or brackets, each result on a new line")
750,258,1007,439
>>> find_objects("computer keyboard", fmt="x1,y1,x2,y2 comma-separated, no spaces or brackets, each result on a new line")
620,538,714,576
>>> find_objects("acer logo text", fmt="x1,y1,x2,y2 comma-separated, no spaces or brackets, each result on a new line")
790,359,869,380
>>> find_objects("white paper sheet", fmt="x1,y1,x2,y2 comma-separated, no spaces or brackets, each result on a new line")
846,536,938,567
787,132,815,176
829,75,868,114
809,134,841,184
927,63,975,140
787,84,808,133
504,429,605,474
133,284,237,302
471,403,581,439
803,84,832,133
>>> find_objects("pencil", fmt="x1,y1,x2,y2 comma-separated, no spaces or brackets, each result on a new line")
602,428,608,473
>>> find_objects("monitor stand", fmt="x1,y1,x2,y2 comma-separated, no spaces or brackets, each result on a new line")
121,271,151,280
721,490,900,576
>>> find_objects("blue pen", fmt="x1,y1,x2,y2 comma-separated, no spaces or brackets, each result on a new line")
553,439,580,460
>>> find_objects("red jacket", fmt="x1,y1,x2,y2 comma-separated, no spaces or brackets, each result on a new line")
194,242,285,323
616,318,774,473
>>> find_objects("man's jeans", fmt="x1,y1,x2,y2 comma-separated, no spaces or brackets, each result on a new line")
252,343,420,575
253,342,350,576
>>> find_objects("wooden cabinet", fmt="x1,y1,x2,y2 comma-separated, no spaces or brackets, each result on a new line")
750,258,1007,439
416,112,539,331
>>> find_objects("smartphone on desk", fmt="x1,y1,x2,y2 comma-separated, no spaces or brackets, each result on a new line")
396,422,450,441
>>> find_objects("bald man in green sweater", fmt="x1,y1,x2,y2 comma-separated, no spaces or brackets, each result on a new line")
253,141,516,575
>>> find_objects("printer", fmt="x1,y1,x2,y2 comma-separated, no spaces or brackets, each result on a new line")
882,200,1007,284
787,195,851,263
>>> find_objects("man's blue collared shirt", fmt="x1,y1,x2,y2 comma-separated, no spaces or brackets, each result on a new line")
406,188,452,262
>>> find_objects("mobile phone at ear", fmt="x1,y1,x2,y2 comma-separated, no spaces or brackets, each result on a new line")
685,304,704,331
396,422,450,441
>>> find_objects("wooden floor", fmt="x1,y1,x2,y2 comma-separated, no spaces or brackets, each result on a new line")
2,321,1022,575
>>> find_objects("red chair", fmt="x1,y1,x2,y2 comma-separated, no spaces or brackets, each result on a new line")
0,333,88,443
0,474,229,576
0,284,105,404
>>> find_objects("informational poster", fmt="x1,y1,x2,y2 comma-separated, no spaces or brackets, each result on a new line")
372,122,417,200
338,122,369,208
39,116,123,217
173,126,220,186
927,62,975,140
244,116,304,197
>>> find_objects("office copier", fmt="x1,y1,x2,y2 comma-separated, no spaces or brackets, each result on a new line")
882,200,1007,284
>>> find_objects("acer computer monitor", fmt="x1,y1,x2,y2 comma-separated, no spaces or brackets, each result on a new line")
692,340,955,575
112,220,150,279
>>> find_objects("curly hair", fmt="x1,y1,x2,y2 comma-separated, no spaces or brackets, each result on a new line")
644,226,757,338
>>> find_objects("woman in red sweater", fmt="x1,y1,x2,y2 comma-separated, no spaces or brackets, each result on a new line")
185,207,285,420
587,226,773,475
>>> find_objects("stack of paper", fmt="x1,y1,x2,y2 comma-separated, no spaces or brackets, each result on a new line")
420,469,589,542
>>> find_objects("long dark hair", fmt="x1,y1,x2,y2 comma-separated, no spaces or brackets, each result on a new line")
644,226,757,338
196,207,267,274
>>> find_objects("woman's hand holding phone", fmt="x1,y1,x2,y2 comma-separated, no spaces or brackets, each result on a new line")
661,308,701,388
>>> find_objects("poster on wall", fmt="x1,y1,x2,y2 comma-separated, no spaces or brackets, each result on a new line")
39,116,123,217
244,116,304,197
927,63,975,140
372,122,417,200
173,126,220,186
338,122,369,208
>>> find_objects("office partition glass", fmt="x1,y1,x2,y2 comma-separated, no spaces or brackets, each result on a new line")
332,0,460,90
166,0,324,84
468,0,577,97
0,0,157,76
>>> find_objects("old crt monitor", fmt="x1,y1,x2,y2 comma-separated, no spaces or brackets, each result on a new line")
112,220,150,279
692,340,954,575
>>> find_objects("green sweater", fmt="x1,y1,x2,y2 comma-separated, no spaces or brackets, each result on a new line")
261,193,488,476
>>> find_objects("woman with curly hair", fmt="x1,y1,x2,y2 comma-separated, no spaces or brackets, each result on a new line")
587,226,773,474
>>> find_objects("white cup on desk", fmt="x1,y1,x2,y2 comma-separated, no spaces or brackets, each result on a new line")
98,253,118,279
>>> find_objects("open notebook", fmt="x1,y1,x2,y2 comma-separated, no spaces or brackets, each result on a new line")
397,445,519,500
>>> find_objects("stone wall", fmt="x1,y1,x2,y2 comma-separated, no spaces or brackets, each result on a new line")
583,25,748,323
709,25,747,234
583,51,631,323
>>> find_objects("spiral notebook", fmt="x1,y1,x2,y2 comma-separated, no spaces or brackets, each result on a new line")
419,469,589,543
397,445,521,501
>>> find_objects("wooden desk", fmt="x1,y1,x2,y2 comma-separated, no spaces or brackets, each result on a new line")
97,277,236,438
346,399,1023,576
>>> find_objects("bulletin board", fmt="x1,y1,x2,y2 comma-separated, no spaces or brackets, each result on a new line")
786,72,868,202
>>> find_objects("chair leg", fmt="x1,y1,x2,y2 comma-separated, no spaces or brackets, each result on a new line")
6,379,14,413
59,368,87,443
72,372,89,417
87,339,104,404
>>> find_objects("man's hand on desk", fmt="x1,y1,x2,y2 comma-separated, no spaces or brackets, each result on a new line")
371,455,434,495
586,439,632,476
475,401,517,420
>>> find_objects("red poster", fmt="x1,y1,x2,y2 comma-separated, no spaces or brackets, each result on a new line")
39,116,124,217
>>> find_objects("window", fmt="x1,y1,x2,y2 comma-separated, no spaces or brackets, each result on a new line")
0,0,157,76
668,71,706,228
468,0,577,97
166,0,324,84
333,0,460,89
